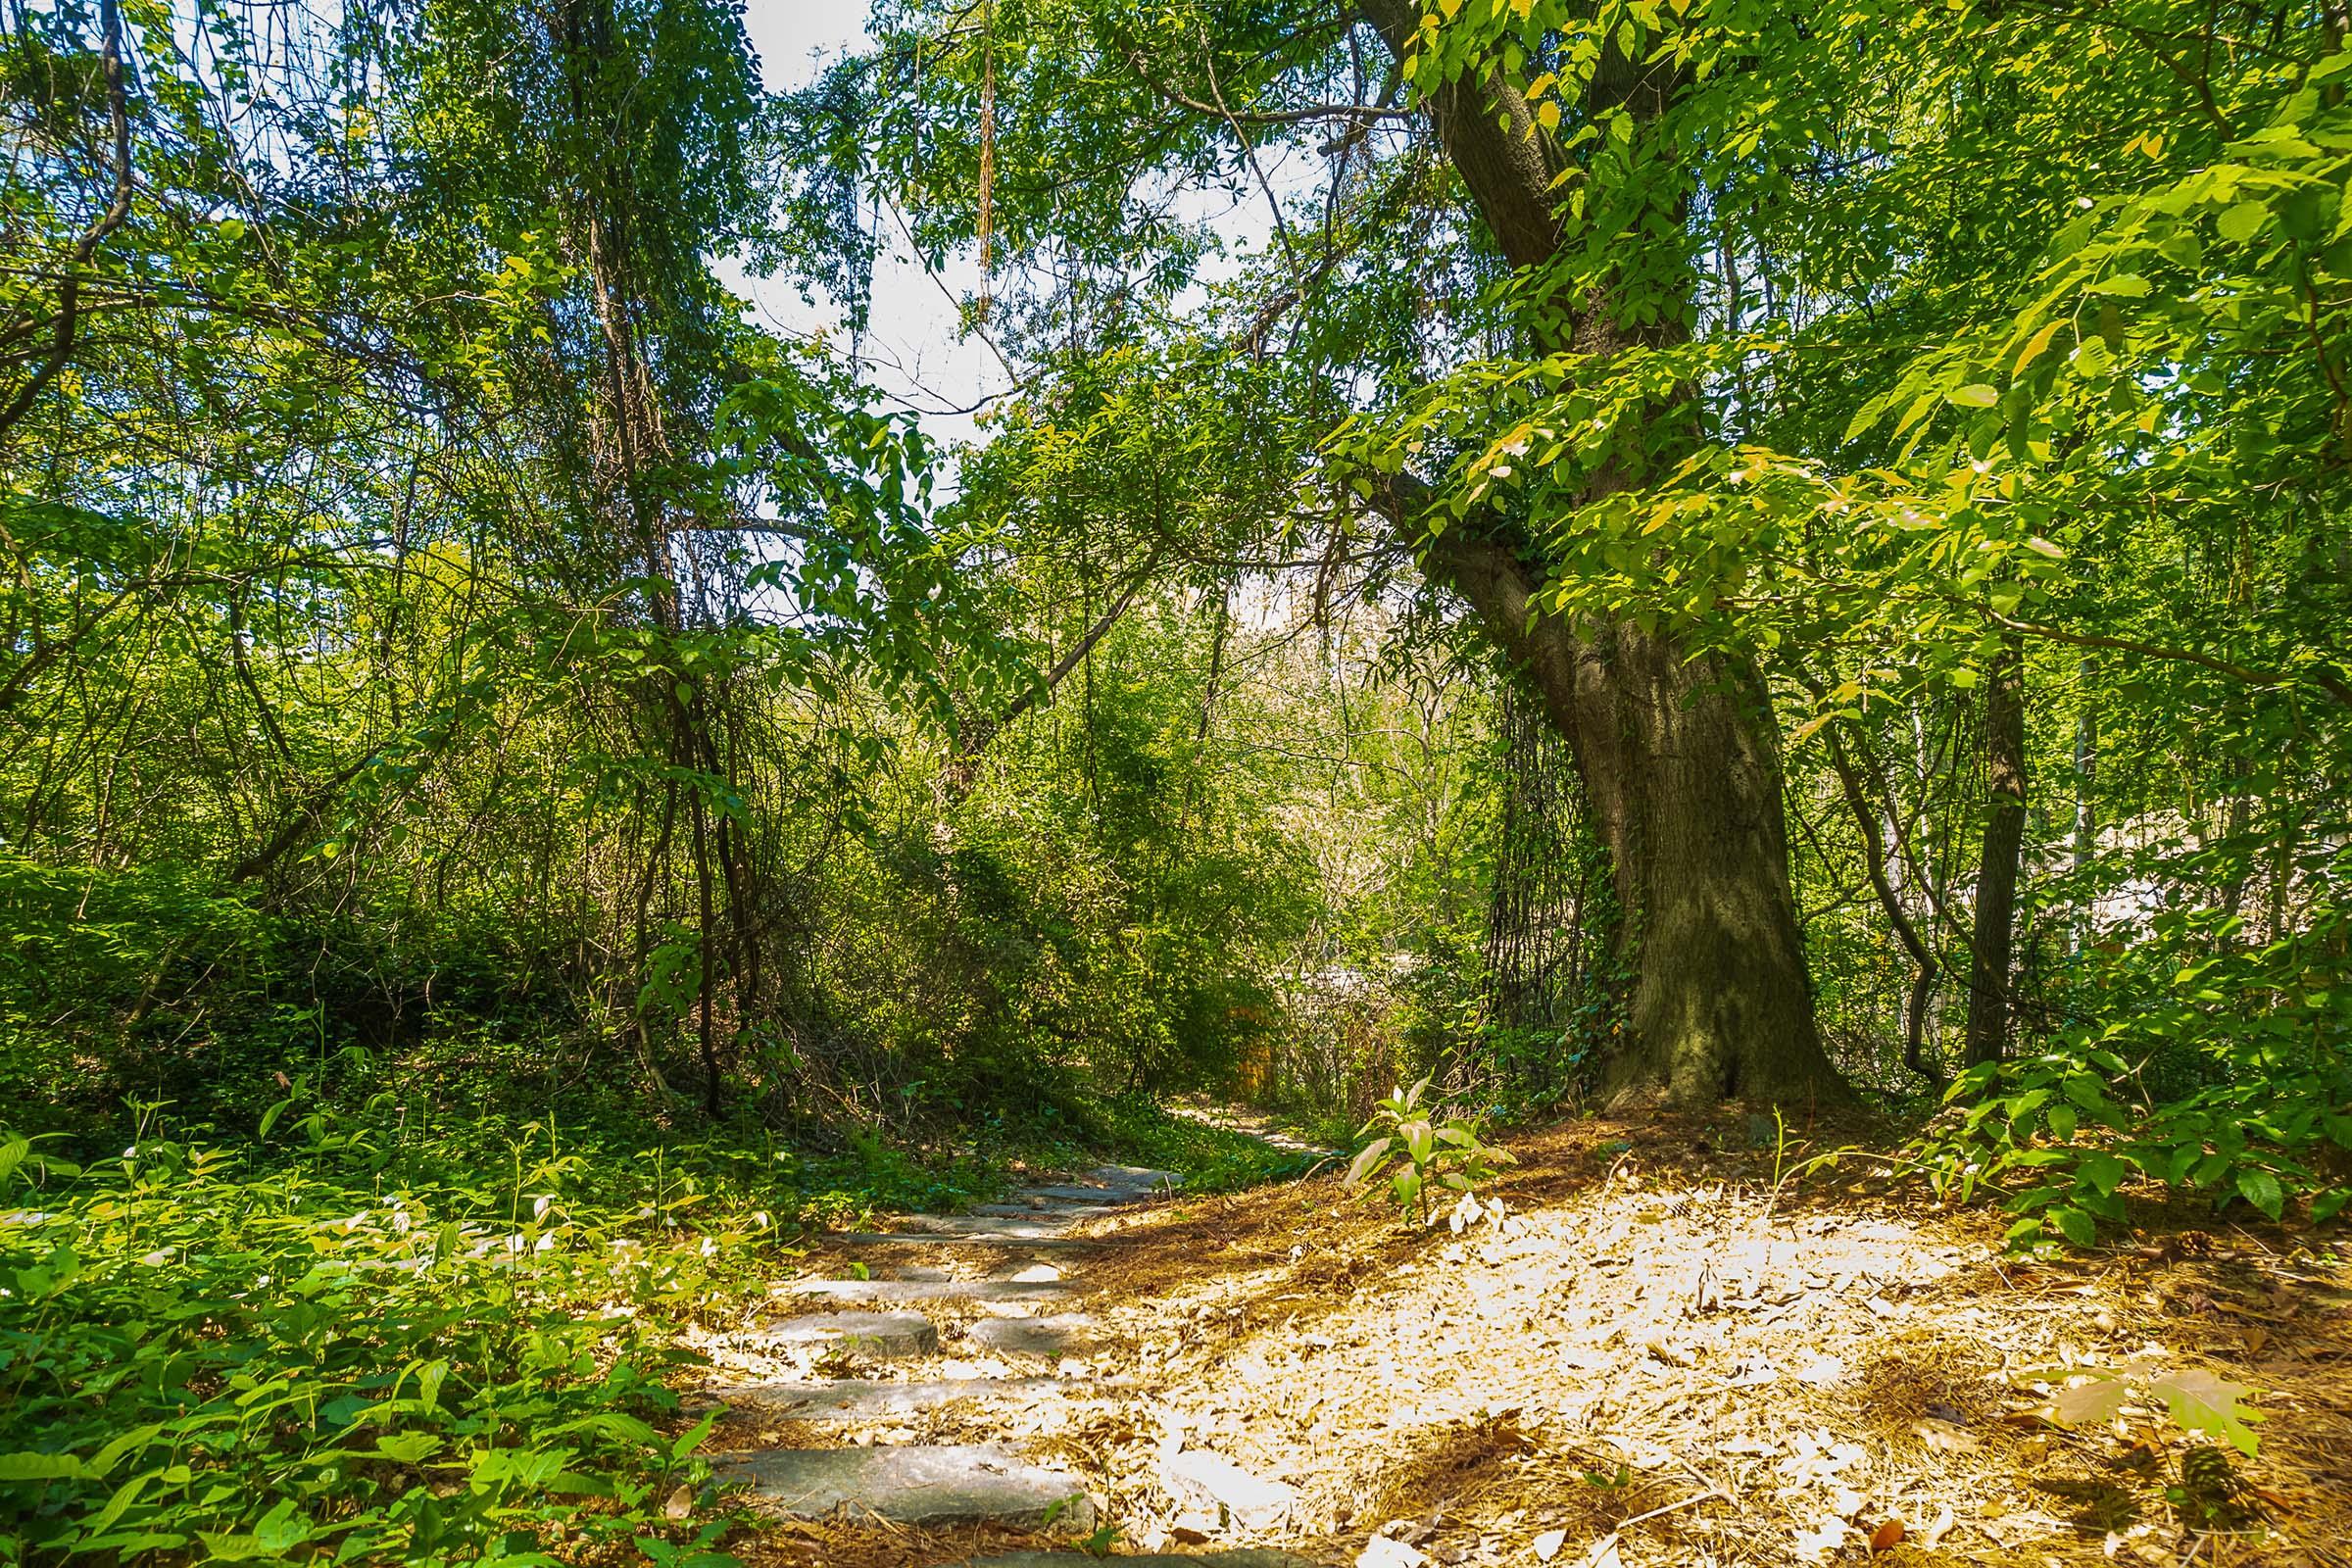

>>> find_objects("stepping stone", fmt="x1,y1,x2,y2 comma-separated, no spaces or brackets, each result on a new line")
896,1215,1073,1240
1160,1450,1298,1532
717,1376,1081,1420
778,1278,1072,1307
1086,1164,1181,1189
1027,1185,1156,1204
842,1231,1112,1249
971,1202,1113,1220
754,1311,939,1358
716,1444,1095,1529
964,1314,1102,1357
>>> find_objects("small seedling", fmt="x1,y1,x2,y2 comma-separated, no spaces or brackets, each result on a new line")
1346,1077,1515,1227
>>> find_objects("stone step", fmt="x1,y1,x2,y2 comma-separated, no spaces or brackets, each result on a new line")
1085,1164,1181,1188
962,1313,1102,1357
715,1444,1095,1529
716,1375,1082,1421
970,1202,1114,1220
777,1277,1074,1307
752,1311,939,1358
1025,1185,1155,1204
894,1215,1074,1240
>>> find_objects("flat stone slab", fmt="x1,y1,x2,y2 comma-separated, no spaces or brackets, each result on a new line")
779,1278,1073,1307
1086,1164,1181,1187
716,1444,1095,1529
971,1202,1114,1220
717,1376,1081,1420
756,1311,939,1358
896,1215,1074,1240
963,1314,1103,1357
1026,1185,1157,1204
1160,1451,1298,1532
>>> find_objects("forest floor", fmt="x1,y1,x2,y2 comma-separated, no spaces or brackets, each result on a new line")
694,1108,2352,1568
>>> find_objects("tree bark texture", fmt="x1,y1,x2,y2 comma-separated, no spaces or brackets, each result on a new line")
1965,636,2028,1066
1357,1,1842,1102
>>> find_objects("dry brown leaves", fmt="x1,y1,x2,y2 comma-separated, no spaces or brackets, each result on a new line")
717,1111,2352,1568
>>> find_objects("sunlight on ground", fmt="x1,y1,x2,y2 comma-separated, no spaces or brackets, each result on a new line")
724,1117,2351,1568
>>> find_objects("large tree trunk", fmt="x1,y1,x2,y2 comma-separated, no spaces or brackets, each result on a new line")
1358,2,1842,1102
1421,526,1836,1101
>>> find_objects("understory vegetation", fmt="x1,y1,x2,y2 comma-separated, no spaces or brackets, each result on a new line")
3,0,2347,1560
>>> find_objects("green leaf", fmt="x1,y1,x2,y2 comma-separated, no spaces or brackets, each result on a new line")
2051,1204,2098,1247
2062,1074,2110,1111
2148,1368,2263,1456
1945,383,2000,408
2078,1152,2130,1198
2233,1167,2284,1221
668,1409,721,1462
1346,1137,1394,1186
0,1452,89,1483
2216,199,2270,243
372,1434,441,1464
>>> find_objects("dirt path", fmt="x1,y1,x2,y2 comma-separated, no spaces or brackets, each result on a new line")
698,1115,2352,1568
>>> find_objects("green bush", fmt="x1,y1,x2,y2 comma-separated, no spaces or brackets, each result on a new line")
1914,851,2352,1247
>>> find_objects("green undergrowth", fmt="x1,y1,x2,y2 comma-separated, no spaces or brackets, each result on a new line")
1054,1097,1330,1194
0,1112,777,1567
0,1080,1322,1566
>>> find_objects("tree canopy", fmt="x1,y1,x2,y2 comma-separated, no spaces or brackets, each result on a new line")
2,6,2349,1550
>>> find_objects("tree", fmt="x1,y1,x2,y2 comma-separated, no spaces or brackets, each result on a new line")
807,0,1846,1102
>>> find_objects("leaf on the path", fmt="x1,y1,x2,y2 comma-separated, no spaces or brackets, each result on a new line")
1791,1515,1848,1564
1574,1536,1622,1568
1869,1517,1905,1552
1911,1416,1981,1453
2049,1374,2130,1427
1357,1536,1428,1568
662,1482,693,1520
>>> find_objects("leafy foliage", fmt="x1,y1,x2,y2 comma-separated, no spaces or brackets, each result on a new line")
0,1110,767,1566
1914,841,2352,1246
1347,1076,1515,1225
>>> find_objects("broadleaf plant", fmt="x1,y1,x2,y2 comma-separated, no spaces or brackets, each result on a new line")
1346,1077,1515,1227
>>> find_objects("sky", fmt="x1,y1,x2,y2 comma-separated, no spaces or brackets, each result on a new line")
724,0,1283,452
723,0,1004,449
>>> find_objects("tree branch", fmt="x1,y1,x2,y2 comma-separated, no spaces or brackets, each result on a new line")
0,0,135,442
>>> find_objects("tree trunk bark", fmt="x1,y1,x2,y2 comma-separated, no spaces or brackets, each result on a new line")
1357,1,1842,1103
2071,657,2096,954
1410,519,1837,1101
1965,636,2028,1066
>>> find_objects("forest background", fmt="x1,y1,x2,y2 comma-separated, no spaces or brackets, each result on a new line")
1,0,2347,1561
